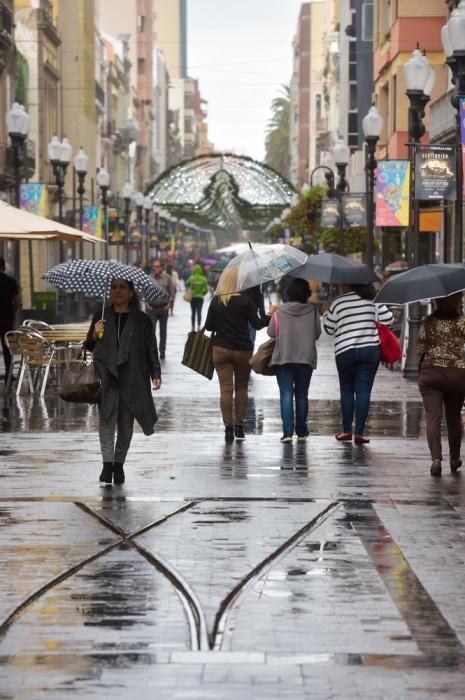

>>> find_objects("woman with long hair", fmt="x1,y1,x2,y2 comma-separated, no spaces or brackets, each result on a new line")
323,282,393,444
417,292,465,476
86,278,161,485
205,267,273,442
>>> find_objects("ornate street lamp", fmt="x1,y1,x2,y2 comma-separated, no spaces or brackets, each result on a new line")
96,167,110,241
362,105,383,269
441,0,465,262
122,182,132,263
331,138,350,255
73,147,89,231
48,135,72,222
6,102,30,208
402,47,435,379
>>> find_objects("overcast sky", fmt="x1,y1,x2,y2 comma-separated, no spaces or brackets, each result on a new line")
188,0,304,162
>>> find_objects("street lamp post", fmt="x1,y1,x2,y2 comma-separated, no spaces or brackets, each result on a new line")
143,196,152,267
73,147,89,232
403,46,435,379
133,191,144,263
6,102,30,208
362,105,383,269
122,182,132,264
441,0,465,262
48,135,72,223
331,138,350,255
96,167,110,246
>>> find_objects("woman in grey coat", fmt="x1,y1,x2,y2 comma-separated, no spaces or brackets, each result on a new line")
267,278,321,443
86,278,161,485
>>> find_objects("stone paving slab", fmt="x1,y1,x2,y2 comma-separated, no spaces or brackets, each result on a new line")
1,297,465,698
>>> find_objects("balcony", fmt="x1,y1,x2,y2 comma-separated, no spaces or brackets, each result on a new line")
95,80,105,111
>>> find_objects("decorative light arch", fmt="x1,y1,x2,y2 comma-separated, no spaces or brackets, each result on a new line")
145,153,296,230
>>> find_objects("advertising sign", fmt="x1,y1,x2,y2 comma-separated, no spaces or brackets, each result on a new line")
341,193,367,228
82,206,103,239
414,144,456,201
375,160,410,227
19,183,48,216
320,198,341,228
461,98,465,199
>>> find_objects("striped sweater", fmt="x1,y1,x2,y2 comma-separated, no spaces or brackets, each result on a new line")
323,291,393,356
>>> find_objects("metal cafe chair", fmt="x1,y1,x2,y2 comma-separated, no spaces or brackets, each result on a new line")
4,329,34,395
17,330,66,396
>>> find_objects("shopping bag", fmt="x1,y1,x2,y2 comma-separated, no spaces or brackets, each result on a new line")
181,327,214,380
376,322,402,364
59,351,101,403
249,338,277,375
183,287,193,302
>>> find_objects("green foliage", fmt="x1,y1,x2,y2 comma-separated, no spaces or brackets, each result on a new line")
264,85,290,180
275,185,369,257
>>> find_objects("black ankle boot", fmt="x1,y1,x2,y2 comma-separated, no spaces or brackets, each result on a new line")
113,462,125,484
225,426,234,443
99,462,113,484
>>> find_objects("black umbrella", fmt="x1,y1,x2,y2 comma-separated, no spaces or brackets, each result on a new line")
290,252,378,285
374,264,465,306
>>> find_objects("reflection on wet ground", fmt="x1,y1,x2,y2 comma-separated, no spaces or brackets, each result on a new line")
1,304,465,698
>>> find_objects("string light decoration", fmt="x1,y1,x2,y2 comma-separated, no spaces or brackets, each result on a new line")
145,153,296,230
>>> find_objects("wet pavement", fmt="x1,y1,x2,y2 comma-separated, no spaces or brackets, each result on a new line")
1,295,465,699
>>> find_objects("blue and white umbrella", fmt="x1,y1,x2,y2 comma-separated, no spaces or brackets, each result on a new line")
42,259,169,305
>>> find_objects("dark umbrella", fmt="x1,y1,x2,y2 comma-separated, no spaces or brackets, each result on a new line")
374,264,465,306
290,252,378,285
209,258,230,274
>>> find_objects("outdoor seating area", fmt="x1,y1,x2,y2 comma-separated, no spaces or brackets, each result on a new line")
4,321,88,397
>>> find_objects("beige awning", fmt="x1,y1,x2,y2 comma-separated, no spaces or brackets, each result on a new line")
0,200,105,244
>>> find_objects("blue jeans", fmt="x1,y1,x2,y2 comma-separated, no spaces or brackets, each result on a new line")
275,364,313,437
335,346,380,436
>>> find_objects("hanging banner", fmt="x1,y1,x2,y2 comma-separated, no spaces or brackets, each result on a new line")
320,198,341,228
341,193,367,228
415,144,456,201
19,183,48,216
82,206,103,239
461,98,465,199
375,160,410,227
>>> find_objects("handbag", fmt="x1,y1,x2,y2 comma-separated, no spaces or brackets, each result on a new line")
59,350,102,403
375,321,402,364
181,326,214,380
183,287,193,302
249,312,279,376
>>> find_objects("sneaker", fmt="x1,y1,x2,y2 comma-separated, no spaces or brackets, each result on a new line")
234,425,245,440
297,433,309,442
225,426,235,443
280,435,293,443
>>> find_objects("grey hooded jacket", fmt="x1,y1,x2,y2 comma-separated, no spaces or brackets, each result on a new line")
267,302,321,368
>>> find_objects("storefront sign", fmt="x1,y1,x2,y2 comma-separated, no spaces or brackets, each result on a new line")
375,160,410,227
19,183,48,216
415,144,456,201
341,193,367,228
320,198,341,228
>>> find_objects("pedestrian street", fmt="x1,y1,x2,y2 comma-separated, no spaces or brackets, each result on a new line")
1,295,465,699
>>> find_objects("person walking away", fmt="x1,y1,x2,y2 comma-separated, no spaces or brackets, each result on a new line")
166,264,180,315
146,260,174,359
0,257,20,382
85,278,161,485
268,279,321,442
417,292,465,476
322,283,393,444
186,263,209,330
205,267,274,442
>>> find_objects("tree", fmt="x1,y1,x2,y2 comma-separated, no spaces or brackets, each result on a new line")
264,86,290,180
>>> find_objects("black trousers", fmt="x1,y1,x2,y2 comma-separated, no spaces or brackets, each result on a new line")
190,298,204,328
